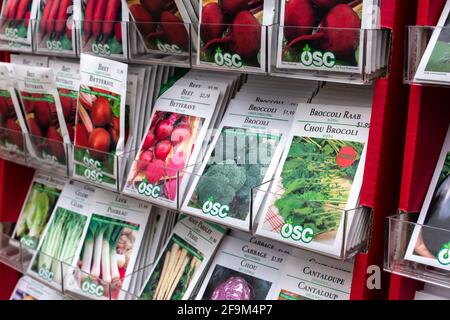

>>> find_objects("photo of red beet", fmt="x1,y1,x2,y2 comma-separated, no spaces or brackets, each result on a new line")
37,0,75,53
0,91,24,152
126,0,190,54
20,91,67,163
127,111,202,202
74,85,122,174
281,0,362,68
82,0,124,56
199,0,263,68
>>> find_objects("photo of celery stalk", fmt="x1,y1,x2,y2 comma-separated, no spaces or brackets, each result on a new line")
31,208,87,284
14,182,62,249
141,235,203,300
76,215,139,299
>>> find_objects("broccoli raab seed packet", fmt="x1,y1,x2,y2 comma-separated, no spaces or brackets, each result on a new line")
124,83,220,209
73,54,128,191
182,95,299,231
256,103,371,258
196,235,287,300
140,215,226,300
197,0,277,72
277,0,371,73
0,0,39,49
405,124,450,271
12,172,66,250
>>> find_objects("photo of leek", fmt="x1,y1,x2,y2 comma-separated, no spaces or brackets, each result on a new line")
77,215,139,299
14,182,62,249
141,235,203,300
31,208,87,284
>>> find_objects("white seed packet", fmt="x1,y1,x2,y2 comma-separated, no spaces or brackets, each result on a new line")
35,0,78,56
27,180,96,290
405,124,450,270
73,54,128,191
197,0,276,72
0,64,28,155
196,235,287,300
11,171,66,249
139,215,226,300
49,59,80,146
268,254,353,300
123,83,220,209
276,1,368,74
256,102,371,258
10,276,67,300
81,0,128,60
181,94,300,231
14,64,71,171
414,1,450,83
66,188,151,300
10,54,49,67
0,0,39,48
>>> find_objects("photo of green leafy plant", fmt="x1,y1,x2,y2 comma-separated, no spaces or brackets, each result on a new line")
269,137,364,239
188,127,280,221
140,235,203,300
14,182,62,249
425,15,450,73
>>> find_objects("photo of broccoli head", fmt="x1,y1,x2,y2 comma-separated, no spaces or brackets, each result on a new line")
188,127,281,221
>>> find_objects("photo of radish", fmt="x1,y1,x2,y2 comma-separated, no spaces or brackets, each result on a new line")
82,0,124,57
127,111,201,201
0,0,34,45
125,0,190,54
0,90,25,152
199,0,264,68
280,0,363,70
74,85,123,174
19,91,67,163
76,214,140,300
37,0,75,54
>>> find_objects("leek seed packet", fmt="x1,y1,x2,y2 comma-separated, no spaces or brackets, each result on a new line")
405,124,450,271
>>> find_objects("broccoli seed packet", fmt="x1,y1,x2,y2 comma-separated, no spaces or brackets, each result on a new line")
181,93,300,231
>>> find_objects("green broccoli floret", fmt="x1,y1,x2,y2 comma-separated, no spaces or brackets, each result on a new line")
236,165,264,200
197,175,237,206
204,160,246,191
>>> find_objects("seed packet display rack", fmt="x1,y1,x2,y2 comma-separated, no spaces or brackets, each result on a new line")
0,17,391,84
386,0,450,300
0,0,416,300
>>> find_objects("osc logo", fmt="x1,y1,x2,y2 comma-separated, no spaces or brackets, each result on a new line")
202,197,229,218
214,47,243,68
280,223,314,243
300,45,336,68
437,243,450,265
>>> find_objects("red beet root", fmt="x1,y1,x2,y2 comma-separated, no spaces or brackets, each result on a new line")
171,125,191,144
88,128,111,160
6,119,23,148
75,123,89,147
160,11,189,50
312,0,352,9
155,140,172,161
165,150,186,177
219,0,248,17
47,126,65,161
145,159,165,185
28,118,43,137
129,4,155,36
201,3,225,43
92,97,112,127
34,101,51,129
138,150,154,171
284,4,361,59
141,0,164,18
142,132,155,150
283,0,315,42
204,11,261,59
67,125,74,142
156,118,174,140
